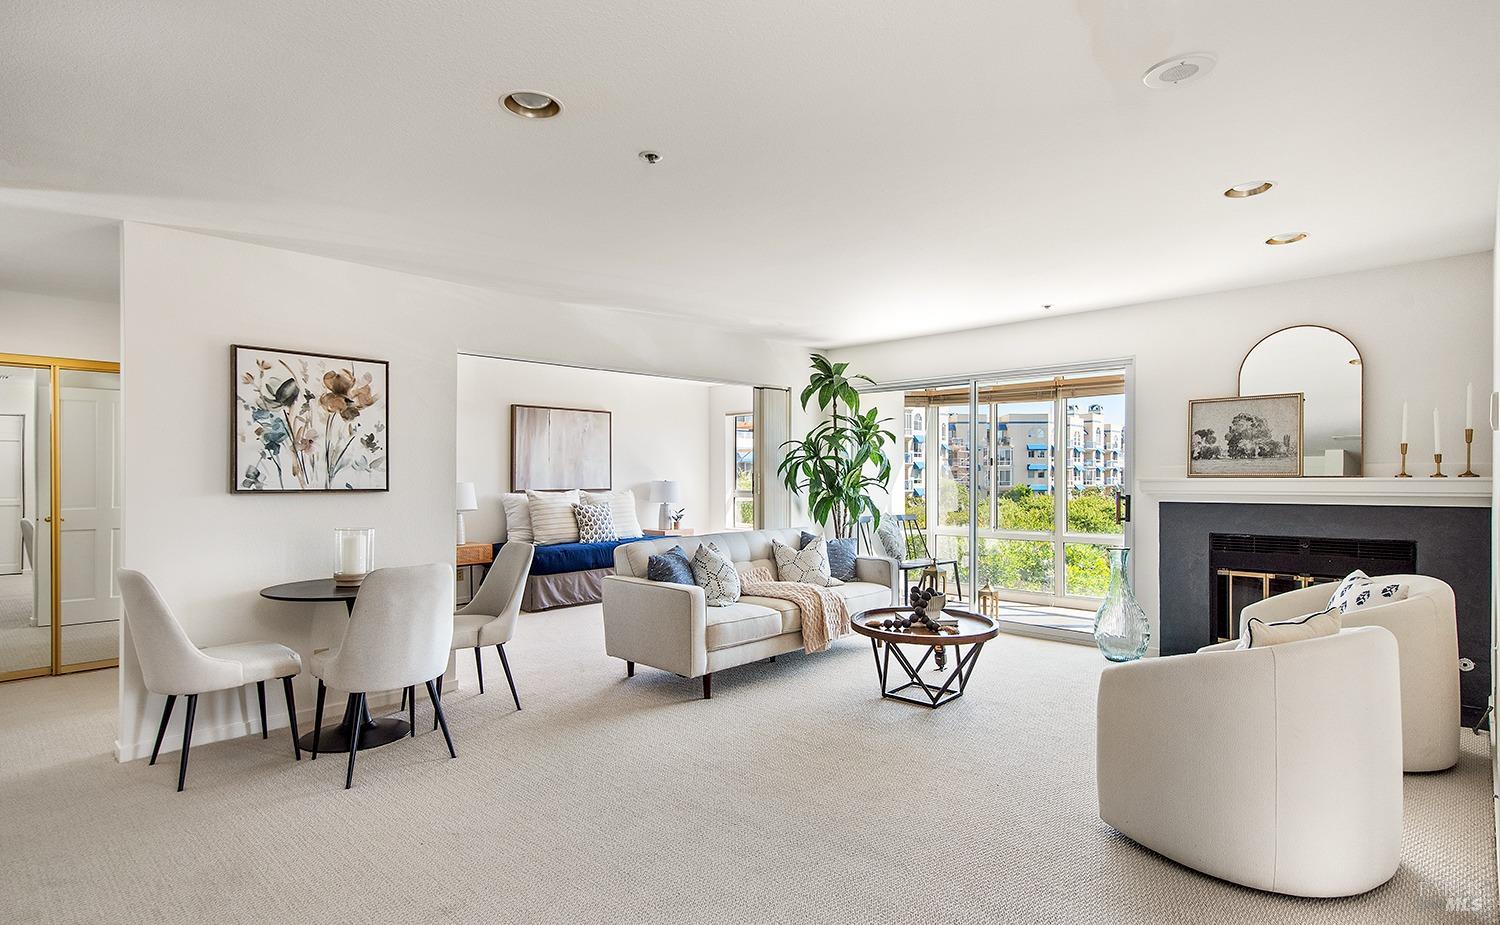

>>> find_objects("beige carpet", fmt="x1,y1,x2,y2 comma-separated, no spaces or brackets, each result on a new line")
0,603,1494,925
0,571,117,673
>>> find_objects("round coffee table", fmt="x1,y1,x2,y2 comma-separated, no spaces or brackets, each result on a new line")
851,608,999,708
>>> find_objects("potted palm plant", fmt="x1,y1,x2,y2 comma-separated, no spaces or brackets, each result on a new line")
777,354,895,537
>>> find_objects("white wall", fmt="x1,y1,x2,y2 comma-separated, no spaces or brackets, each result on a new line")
118,223,813,759
0,288,119,361
457,357,750,541
707,385,755,532
833,252,1494,637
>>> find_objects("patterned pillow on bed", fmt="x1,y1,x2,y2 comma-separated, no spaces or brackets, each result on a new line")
572,501,618,544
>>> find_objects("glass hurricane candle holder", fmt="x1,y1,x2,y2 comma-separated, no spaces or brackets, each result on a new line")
333,527,374,587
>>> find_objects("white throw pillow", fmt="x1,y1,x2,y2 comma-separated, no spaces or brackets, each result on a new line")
500,493,533,543
582,489,643,538
1328,570,1409,615
771,537,839,587
1240,607,1341,649
573,501,618,544
527,490,581,545
691,542,741,606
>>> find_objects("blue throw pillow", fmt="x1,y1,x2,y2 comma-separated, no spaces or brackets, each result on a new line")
647,545,694,584
801,531,857,582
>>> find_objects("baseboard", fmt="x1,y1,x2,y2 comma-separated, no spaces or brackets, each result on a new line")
997,621,1094,647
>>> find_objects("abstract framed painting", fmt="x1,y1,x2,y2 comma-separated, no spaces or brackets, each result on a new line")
1187,392,1303,478
231,344,389,493
510,404,612,492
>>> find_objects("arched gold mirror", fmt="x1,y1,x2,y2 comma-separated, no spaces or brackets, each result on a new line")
1239,326,1363,477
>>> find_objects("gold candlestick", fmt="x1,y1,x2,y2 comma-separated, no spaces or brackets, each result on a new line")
1397,442,1411,477
1460,427,1478,477
1432,453,1447,478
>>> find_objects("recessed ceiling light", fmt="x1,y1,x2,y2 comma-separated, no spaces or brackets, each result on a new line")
1042,304,1053,310
1224,181,1274,199
638,150,662,165
1265,232,1308,246
1142,53,1217,89
501,91,561,119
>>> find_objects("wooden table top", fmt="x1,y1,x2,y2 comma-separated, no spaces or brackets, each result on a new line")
259,578,360,603
851,608,999,646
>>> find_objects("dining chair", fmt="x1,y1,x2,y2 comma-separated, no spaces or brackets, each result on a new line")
451,541,534,712
118,569,304,792
310,563,455,789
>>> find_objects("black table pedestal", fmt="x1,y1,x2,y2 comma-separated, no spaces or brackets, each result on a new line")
299,692,411,752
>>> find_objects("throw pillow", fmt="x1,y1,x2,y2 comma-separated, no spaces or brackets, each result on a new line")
646,545,695,584
1240,606,1341,649
873,516,906,561
800,530,855,580
691,542,741,606
528,490,581,545
582,489,644,538
500,493,533,543
772,537,839,587
572,501,618,544
1328,570,1409,615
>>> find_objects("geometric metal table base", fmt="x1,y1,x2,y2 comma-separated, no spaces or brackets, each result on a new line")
868,638,987,708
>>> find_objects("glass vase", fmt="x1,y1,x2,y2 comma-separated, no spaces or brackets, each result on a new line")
1093,546,1149,662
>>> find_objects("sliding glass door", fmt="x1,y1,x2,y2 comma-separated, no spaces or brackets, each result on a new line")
896,366,1130,627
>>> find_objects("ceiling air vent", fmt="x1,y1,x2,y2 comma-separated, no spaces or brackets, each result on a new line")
1142,53,1217,89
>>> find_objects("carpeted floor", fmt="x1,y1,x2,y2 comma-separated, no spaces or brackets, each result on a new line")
0,603,1494,924
0,571,117,673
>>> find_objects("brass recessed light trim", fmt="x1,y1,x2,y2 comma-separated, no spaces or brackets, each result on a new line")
501,91,562,119
1265,232,1308,246
1224,181,1274,199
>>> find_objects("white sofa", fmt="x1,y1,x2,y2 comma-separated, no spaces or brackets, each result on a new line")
1097,626,1403,898
1239,574,1460,772
602,528,897,698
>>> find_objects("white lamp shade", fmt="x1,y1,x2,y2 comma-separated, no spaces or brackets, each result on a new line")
648,480,681,503
456,481,479,513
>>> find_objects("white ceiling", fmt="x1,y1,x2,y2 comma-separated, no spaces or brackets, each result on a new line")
1,2,1496,345
0,205,118,302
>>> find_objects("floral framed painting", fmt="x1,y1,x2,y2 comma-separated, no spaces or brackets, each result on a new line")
231,345,389,493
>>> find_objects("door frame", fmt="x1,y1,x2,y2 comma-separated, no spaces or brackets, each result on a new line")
0,352,121,681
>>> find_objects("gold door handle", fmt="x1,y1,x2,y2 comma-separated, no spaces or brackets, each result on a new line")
43,516,63,523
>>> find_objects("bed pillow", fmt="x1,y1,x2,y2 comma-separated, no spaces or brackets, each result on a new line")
691,542,741,606
582,489,644,538
802,530,857,581
647,545,695,584
527,490,581,545
573,501,618,544
1327,570,1409,615
500,493,533,543
773,537,839,587
1240,606,1341,649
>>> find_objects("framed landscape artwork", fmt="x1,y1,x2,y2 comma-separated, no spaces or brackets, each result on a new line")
1188,392,1304,478
231,344,389,492
511,404,611,491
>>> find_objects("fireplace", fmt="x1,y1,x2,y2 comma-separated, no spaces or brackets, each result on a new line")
1209,533,1417,642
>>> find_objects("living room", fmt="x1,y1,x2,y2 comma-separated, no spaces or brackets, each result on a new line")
1,5,1498,924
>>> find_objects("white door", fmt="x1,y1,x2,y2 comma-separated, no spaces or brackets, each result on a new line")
0,414,22,575
59,382,121,627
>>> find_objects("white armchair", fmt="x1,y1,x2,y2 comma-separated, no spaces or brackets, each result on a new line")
1097,627,1403,897
1239,574,1460,772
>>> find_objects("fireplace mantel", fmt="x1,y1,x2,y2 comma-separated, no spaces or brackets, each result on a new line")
1137,476,1491,508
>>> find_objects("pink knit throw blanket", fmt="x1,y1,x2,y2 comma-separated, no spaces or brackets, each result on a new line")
739,566,850,653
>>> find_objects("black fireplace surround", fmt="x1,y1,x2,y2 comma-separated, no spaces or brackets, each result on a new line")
1159,502,1491,725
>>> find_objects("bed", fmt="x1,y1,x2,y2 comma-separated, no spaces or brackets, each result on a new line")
495,535,656,612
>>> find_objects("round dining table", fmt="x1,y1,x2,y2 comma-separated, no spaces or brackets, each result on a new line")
260,578,411,751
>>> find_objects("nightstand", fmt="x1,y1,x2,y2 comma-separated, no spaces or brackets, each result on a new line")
456,543,493,605
643,528,694,537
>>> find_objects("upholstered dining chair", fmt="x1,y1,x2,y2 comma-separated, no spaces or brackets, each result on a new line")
310,563,456,789
118,569,304,792
451,541,534,712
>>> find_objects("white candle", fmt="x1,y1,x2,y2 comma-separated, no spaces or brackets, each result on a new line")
1466,382,1474,430
1433,408,1441,454
1401,402,1408,444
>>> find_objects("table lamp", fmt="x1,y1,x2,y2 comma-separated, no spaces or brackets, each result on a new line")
456,481,478,544
647,479,682,531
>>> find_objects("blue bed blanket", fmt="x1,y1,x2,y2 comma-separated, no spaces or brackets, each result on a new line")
493,535,655,576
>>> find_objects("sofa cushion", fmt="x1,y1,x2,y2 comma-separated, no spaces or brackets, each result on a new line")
832,580,891,616
739,594,802,634
704,602,783,650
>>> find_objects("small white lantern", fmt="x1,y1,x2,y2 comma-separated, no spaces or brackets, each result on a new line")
333,527,374,587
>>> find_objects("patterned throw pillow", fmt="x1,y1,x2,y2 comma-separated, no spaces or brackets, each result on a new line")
773,537,839,587
873,516,906,561
691,542,741,606
647,545,694,584
572,501,618,544
527,490,581,545
582,489,644,538
1327,570,1409,615
800,531,857,582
